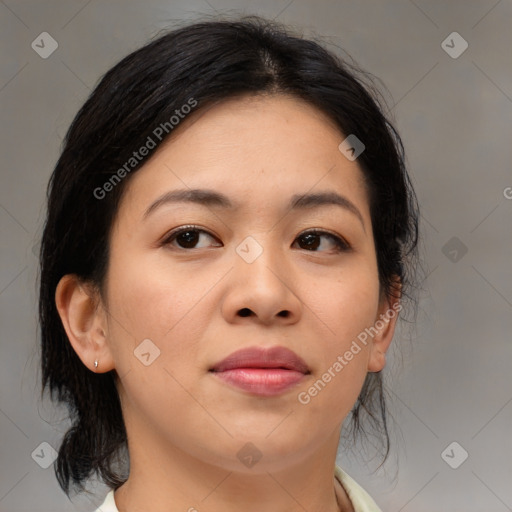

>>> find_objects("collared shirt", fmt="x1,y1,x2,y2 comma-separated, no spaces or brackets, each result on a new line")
94,465,382,511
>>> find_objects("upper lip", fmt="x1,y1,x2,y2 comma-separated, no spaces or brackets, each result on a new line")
210,346,310,374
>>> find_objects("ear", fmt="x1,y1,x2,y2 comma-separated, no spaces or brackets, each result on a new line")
55,274,115,373
367,280,402,373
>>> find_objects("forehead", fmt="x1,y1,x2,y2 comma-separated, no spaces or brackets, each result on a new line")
117,93,370,222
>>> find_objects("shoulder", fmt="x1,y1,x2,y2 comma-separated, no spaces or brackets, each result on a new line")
94,490,118,512
335,465,383,512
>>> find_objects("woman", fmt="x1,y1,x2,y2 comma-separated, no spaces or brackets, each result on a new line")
39,16,419,512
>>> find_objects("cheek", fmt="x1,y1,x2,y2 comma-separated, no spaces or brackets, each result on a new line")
103,247,235,379
104,254,218,434
309,261,381,349
298,263,380,414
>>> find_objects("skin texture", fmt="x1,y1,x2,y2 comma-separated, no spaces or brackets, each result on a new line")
56,94,400,512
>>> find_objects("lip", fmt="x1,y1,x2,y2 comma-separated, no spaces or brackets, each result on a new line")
209,346,310,397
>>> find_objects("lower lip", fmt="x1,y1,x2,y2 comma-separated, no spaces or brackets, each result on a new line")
211,368,307,396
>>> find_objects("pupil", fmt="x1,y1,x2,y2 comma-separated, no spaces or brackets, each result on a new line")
178,230,199,248
302,233,319,250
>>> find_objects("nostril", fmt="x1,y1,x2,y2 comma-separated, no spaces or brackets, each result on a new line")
278,310,289,318
238,308,252,317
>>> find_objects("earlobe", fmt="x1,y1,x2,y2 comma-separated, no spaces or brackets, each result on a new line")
55,275,114,373
367,287,402,373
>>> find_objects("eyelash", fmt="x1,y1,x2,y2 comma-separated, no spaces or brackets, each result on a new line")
161,225,351,253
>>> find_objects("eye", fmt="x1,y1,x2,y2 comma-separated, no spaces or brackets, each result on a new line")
161,225,222,250
293,229,350,253
161,226,350,252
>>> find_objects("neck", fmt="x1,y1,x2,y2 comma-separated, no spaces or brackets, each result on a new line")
113,428,354,512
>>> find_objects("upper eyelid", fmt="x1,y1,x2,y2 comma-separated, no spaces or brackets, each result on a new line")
163,225,217,240
298,229,351,250
161,225,221,247
163,226,350,247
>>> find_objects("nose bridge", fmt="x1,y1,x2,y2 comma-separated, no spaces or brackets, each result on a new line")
234,232,286,287
224,233,301,324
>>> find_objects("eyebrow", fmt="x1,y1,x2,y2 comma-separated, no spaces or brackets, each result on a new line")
143,188,365,229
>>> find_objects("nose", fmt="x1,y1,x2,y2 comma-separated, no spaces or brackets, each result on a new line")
221,241,302,326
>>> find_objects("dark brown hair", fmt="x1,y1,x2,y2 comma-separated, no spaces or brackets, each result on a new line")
39,15,419,495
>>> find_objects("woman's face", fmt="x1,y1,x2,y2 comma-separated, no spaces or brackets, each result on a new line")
101,93,396,472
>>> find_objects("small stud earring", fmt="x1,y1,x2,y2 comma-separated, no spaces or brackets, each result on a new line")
94,359,98,370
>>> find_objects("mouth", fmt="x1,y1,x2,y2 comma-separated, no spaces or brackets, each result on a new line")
209,346,310,397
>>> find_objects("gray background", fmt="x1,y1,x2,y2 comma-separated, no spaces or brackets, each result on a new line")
1,1,511,511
